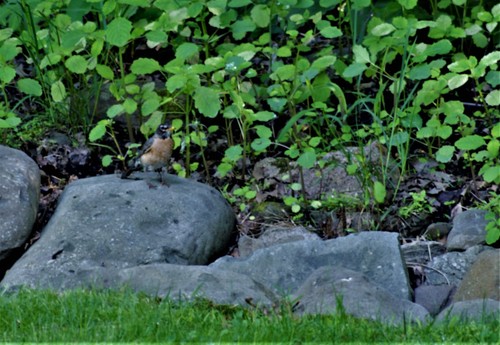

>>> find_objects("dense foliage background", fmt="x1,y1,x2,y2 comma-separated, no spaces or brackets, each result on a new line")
0,0,498,242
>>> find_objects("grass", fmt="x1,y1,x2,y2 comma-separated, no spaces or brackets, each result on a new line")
0,289,498,343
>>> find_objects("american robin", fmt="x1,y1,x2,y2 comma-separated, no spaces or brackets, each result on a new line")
121,122,174,185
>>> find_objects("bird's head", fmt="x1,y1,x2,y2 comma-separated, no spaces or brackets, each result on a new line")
157,121,174,138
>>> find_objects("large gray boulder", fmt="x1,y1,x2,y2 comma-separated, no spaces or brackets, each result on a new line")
211,231,411,300
0,173,235,291
292,266,430,325
0,145,40,263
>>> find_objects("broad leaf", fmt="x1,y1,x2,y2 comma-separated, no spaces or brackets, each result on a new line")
194,87,220,118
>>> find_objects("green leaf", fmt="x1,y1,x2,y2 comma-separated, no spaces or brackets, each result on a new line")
231,18,256,40
311,56,337,71
485,90,500,106
252,111,276,122
251,137,271,151
267,98,287,112
107,104,124,118
166,74,187,92
309,137,321,147
409,64,431,80
320,26,342,38
373,181,386,204
102,155,113,167
40,53,62,69
297,150,316,169
225,145,243,161
251,4,270,28
436,145,455,163
482,165,500,183
391,131,409,145
118,0,152,7
398,0,417,9
65,55,87,74
17,78,42,96
254,125,272,138
277,46,292,57
487,139,499,157
0,116,21,128
51,81,66,102
96,64,114,80
371,23,396,36
437,125,452,139
486,71,500,87
320,0,341,6
131,58,161,74
105,17,132,47
272,65,296,81
455,135,486,150
89,120,109,142
141,99,160,115
146,30,168,44
194,87,220,118
0,28,13,41
228,0,252,7
123,98,137,114
352,0,370,10
0,41,19,61
0,65,16,84
353,45,370,63
175,43,199,60
485,225,500,245
425,39,452,57
448,74,468,90
492,123,500,138
342,63,367,78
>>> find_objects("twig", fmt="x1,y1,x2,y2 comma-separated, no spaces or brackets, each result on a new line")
406,261,451,285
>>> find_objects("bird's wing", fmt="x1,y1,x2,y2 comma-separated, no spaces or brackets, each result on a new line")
138,137,155,156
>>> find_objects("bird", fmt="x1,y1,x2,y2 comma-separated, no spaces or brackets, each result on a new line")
121,122,174,185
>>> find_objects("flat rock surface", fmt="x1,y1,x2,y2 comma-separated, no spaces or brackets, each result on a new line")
292,266,429,325
211,231,411,300
0,173,236,292
84,263,278,306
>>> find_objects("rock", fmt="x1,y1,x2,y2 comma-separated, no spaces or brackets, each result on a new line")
0,145,40,264
453,249,500,302
423,222,452,241
0,173,236,291
211,231,412,300
84,264,278,307
435,299,500,322
292,266,430,325
238,226,320,257
252,142,398,201
401,240,446,265
424,245,491,286
447,209,489,250
414,285,455,316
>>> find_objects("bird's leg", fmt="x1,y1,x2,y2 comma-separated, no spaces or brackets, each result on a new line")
157,169,170,187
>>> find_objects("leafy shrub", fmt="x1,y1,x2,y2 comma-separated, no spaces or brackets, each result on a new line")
0,0,498,239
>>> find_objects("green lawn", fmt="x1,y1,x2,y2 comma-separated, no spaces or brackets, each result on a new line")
0,289,497,343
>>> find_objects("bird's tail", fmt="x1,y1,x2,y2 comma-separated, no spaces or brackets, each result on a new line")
121,158,141,179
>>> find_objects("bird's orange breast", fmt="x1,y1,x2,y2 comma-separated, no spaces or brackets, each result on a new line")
140,138,173,170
